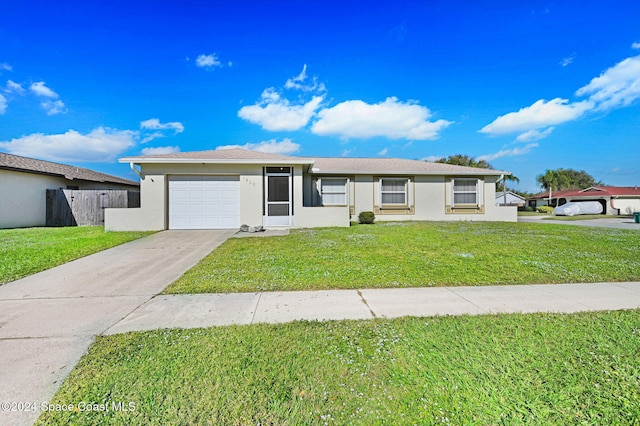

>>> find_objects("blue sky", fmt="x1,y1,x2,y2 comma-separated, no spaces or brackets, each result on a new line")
1,0,639,192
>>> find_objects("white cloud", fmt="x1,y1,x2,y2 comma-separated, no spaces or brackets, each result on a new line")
0,93,6,114
29,81,59,98
480,98,592,136
140,132,165,144
196,54,222,68
0,63,11,72
29,81,67,114
238,92,324,131
239,66,328,131
560,54,575,67
378,148,388,156
141,146,181,155
515,127,555,142
6,80,24,93
217,138,300,155
285,65,308,89
477,143,539,162
0,127,136,163
575,54,640,111
139,118,184,143
41,99,67,115
632,42,640,49
140,118,184,133
284,64,325,92
311,97,452,140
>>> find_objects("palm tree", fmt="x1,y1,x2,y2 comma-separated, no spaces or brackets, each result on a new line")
501,174,520,205
536,170,569,204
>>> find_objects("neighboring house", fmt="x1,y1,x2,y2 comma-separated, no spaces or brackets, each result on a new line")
495,191,526,207
0,152,139,228
106,148,516,231
527,186,640,215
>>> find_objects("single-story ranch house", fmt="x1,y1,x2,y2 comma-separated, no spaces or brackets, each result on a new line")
0,152,139,228
105,148,517,231
528,186,640,215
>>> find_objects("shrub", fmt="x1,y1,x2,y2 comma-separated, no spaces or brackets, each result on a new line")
537,206,554,214
523,206,535,212
358,211,375,224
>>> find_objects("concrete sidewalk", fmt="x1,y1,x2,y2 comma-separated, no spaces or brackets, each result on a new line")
106,282,640,334
0,230,234,426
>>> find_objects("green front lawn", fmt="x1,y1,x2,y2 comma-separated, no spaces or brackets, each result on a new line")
165,222,640,294
37,310,640,425
0,227,154,284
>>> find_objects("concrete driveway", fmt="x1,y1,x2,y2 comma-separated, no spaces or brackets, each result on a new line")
519,215,640,230
0,230,234,426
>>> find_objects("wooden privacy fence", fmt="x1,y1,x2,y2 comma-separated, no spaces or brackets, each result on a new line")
46,189,140,226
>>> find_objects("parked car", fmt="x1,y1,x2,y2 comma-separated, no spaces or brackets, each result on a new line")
554,201,603,216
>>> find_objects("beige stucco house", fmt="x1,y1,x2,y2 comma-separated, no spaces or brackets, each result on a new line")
105,148,516,231
0,152,139,229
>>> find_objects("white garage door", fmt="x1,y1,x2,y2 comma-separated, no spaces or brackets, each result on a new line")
169,175,240,229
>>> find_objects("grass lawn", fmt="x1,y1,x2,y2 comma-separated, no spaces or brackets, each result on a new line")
165,222,640,294
37,310,640,425
0,227,154,285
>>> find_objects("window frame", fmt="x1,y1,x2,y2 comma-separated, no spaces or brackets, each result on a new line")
452,178,479,206
380,177,409,208
319,177,348,206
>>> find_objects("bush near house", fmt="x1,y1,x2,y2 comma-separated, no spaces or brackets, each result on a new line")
358,211,375,224
537,206,554,214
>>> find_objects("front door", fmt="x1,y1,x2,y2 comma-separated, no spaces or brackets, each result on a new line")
264,167,292,226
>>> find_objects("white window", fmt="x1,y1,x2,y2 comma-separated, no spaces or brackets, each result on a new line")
453,179,479,205
381,178,408,207
320,178,347,205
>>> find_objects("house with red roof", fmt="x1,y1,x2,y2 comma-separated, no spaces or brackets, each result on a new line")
527,186,640,215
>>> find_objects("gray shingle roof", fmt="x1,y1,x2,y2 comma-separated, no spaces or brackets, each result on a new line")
0,152,139,186
120,148,509,176
310,157,508,176
122,148,313,163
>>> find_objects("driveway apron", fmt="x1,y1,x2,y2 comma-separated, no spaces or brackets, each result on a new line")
0,230,233,426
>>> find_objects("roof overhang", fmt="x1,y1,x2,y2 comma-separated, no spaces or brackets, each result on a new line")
308,168,509,176
119,157,315,165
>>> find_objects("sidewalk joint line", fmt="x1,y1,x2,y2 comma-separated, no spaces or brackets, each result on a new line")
356,289,377,318
250,292,263,324
445,287,488,313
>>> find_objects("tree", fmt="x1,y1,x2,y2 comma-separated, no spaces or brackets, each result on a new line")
500,174,521,205
535,168,604,199
435,154,493,169
536,169,570,201
556,168,603,189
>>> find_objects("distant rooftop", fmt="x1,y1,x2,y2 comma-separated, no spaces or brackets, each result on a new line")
529,186,640,199
0,152,139,186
